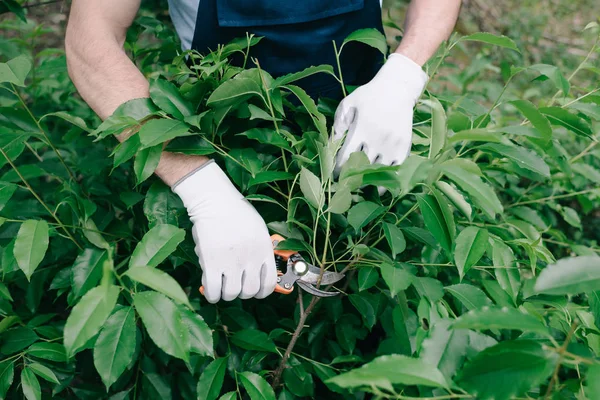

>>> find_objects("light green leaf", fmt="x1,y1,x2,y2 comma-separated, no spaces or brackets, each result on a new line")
133,291,189,361
238,128,289,149
585,364,600,400
451,306,549,335
248,171,294,188
125,267,191,308
197,357,228,400
420,320,469,378
14,220,49,281
417,194,452,253
64,285,120,357
149,78,194,119
327,187,352,214
207,77,263,108
327,354,448,390
540,106,592,137
442,163,503,219
231,329,277,353
380,263,413,297
445,284,492,311
457,340,557,400
423,97,446,159
272,65,335,87
71,248,107,298
20,368,40,400
40,111,91,133
383,223,406,258
134,143,162,184
492,240,520,304
143,182,184,228
129,224,185,268
28,363,59,384
0,282,12,302
26,343,67,362
299,167,323,209
435,181,472,221
0,182,17,212
534,256,600,295
529,65,569,96
461,32,520,52
0,55,32,86
93,307,137,389
347,202,385,232
179,307,213,356
454,227,489,279
509,100,552,141
138,119,190,148
448,128,504,143
239,372,276,400
342,28,388,55
479,143,550,177
358,268,379,292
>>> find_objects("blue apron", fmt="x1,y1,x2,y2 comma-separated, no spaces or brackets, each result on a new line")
190,0,385,99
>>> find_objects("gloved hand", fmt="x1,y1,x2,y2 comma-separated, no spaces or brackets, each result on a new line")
333,53,428,173
172,160,277,303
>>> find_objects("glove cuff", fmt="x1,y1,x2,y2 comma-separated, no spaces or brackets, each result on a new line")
382,53,429,103
172,160,243,210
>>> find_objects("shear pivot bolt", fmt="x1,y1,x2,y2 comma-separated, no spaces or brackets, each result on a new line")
284,283,292,289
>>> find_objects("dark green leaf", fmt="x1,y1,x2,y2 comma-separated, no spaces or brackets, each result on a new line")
207,78,263,108
180,307,213,356
0,360,14,400
445,284,492,311
150,79,194,119
231,329,277,353
197,357,228,400
299,167,322,209
540,106,592,137
454,227,489,279
349,294,376,329
479,143,550,177
248,171,294,187
342,28,388,55
238,128,289,149
71,248,107,298
417,194,452,253
26,343,67,362
347,202,385,232
138,119,190,148
129,224,186,268
134,143,162,184
358,268,379,291
272,65,335,87
239,372,276,400
451,306,549,335
0,182,17,212
509,100,552,140
383,223,406,258
0,327,38,355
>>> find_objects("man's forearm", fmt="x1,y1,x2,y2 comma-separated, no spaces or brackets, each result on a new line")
395,0,462,66
66,0,208,186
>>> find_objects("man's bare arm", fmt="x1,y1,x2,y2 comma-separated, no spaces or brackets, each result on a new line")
66,0,207,186
395,0,462,66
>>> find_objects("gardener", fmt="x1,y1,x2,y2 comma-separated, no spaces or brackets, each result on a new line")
65,0,461,303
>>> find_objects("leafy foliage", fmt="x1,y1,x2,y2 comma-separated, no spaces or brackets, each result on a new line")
1,5,600,400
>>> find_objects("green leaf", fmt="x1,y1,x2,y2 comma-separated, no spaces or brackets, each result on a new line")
40,111,91,133
0,182,17,212
327,354,448,390
20,368,40,400
231,329,277,353
442,162,503,219
383,223,406,258
509,100,552,141
93,307,137,389
0,360,14,400
71,248,108,298
540,106,592,137
14,220,49,281
218,392,236,400
144,181,184,227
249,171,294,187
379,263,413,297
150,79,194,119
461,32,520,52
358,268,379,291
423,97,447,159
129,224,186,268
349,294,376,329
64,285,120,357
342,28,388,55
0,327,38,354
197,357,228,400
451,306,549,335
347,202,385,232
180,307,213,356
272,64,335,87
134,143,162,184
207,77,263,108
283,85,327,138
534,256,600,295
126,267,191,308
327,187,352,214
26,343,67,362
138,119,190,148
454,227,489,279
529,64,570,96
479,143,550,177
435,181,472,220
417,194,452,253
143,372,172,399
585,364,600,400
0,55,32,86
299,167,323,209
445,284,492,311
492,240,520,304
457,340,557,400
448,128,504,144
112,133,140,169
28,363,59,384
420,320,469,378
238,128,289,149
239,372,276,400
0,282,11,302
133,291,189,361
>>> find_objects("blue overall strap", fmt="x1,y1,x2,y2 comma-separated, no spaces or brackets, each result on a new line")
190,0,385,100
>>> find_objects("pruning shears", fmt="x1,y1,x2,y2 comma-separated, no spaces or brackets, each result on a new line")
271,234,344,297
199,234,344,298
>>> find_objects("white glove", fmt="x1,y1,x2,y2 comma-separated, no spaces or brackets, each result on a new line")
333,53,428,173
172,160,277,303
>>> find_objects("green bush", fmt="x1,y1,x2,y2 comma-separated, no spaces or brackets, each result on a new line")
1,7,600,400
